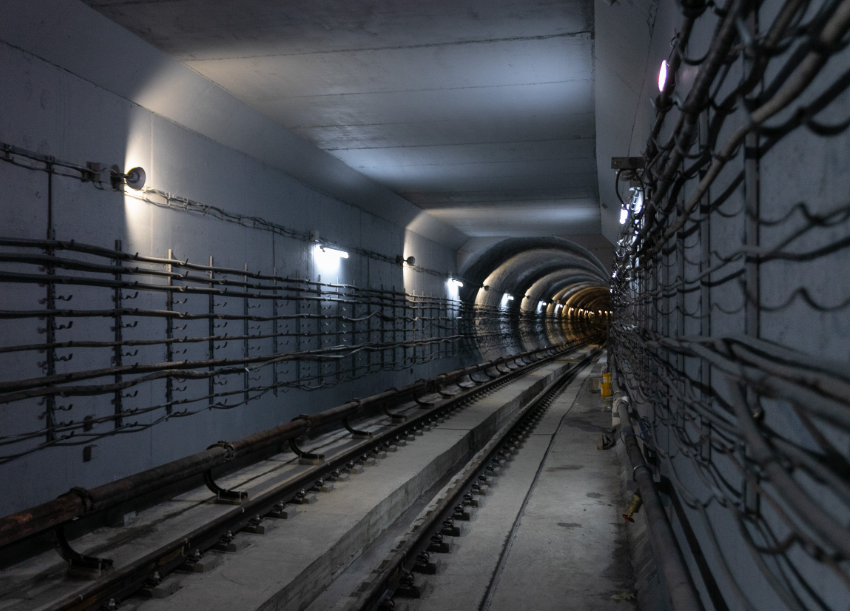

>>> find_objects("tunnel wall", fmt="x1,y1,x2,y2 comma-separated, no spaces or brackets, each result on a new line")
455,237,611,362
0,7,465,517
602,0,850,609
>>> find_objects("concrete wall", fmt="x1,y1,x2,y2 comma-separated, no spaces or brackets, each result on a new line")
0,4,464,516
602,0,850,609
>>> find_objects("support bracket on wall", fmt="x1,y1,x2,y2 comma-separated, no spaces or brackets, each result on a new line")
413,393,435,408
203,469,249,505
289,438,324,465
203,441,248,504
381,389,407,423
343,416,372,439
53,525,114,579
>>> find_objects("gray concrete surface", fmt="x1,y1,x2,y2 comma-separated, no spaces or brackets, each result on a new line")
78,0,599,239
485,358,634,610
367,355,635,611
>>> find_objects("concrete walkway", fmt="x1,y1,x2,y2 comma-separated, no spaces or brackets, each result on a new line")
402,356,635,611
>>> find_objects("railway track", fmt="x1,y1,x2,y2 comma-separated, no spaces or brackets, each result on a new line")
336,349,600,611
1,340,602,611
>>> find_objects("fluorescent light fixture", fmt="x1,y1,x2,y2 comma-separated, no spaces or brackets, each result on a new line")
658,59,668,92
448,278,464,287
321,247,349,259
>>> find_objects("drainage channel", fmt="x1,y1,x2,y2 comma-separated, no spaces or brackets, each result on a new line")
12,342,594,611
336,349,600,611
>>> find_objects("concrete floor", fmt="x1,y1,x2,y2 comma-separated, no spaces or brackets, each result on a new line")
313,355,636,611
401,356,635,610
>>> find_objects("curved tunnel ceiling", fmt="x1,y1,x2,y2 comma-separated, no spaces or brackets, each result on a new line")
460,237,608,287
458,237,607,306
84,0,599,239
459,237,610,320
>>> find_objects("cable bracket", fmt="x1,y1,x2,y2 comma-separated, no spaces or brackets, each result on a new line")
53,525,113,579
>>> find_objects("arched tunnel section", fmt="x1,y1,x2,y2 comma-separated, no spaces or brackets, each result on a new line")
455,238,613,360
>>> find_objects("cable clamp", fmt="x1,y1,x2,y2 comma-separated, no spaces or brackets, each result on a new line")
64,486,95,512
632,464,651,482
207,441,235,461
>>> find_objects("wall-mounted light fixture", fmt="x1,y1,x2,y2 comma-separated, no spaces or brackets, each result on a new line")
320,246,349,259
658,59,668,92
116,167,146,190
505,294,514,301
86,162,146,190
448,278,464,288
396,255,416,266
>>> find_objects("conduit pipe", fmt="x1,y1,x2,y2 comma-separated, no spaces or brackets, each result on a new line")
0,343,567,549
616,380,705,611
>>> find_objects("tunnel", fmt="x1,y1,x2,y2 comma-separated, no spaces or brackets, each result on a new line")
1,1,849,610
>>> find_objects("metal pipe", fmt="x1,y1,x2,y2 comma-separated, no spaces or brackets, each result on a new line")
0,341,570,549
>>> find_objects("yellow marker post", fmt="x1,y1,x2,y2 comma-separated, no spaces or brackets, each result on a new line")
601,372,612,397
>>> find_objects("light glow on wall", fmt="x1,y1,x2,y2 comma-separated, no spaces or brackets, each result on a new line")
321,246,348,259
313,244,347,278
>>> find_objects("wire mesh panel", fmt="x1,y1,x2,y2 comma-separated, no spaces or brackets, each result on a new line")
0,238,474,464
610,1,850,609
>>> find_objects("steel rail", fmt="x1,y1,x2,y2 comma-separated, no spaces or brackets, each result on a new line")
339,347,599,611
35,339,597,611
0,339,590,550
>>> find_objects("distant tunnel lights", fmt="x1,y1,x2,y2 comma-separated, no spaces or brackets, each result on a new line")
658,60,668,92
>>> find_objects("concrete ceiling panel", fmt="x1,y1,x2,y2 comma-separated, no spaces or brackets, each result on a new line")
84,0,600,239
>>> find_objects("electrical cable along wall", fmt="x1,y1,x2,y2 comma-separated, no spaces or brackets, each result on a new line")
0,144,606,494
0,237,469,465
610,0,850,609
